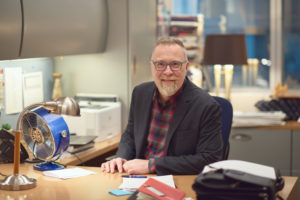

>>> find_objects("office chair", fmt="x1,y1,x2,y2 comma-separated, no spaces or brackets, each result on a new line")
213,96,233,160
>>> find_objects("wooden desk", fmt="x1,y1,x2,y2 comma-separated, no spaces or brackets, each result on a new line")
0,164,298,200
61,134,121,165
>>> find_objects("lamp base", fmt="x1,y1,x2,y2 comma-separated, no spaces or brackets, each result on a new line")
0,174,36,191
34,161,65,171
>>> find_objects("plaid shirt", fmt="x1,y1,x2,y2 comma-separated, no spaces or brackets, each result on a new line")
145,86,183,173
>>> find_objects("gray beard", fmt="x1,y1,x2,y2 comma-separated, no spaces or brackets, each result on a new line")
157,82,180,97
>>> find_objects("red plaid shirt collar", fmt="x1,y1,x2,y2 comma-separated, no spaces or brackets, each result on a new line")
153,83,184,107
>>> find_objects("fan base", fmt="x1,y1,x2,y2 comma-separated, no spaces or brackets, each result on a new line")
34,162,65,171
0,174,36,191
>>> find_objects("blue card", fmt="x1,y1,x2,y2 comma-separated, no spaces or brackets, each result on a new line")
109,190,132,196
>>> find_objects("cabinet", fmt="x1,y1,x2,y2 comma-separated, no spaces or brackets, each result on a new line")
0,0,108,60
292,131,300,177
229,122,300,199
229,128,291,176
0,1,22,60
128,0,156,89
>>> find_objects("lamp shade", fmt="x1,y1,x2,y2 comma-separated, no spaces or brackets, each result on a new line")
202,34,248,65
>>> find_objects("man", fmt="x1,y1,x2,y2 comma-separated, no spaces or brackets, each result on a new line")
101,37,222,175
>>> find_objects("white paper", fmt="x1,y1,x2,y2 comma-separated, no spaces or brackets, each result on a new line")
43,167,96,179
4,67,23,114
119,175,175,191
233,111,286,127
202,160,276,180
23,72,44,107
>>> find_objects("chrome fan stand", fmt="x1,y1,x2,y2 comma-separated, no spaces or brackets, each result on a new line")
0,174,37,191
0,130,36,190
0,97,80,191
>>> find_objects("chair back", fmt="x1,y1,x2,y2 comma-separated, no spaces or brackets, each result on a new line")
213,96,233,160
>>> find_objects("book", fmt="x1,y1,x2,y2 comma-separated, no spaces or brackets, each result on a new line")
128,178,185,200
67,142,95,153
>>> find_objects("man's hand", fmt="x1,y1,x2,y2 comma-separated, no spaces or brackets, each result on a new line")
100,157,127,173
123,159,150,175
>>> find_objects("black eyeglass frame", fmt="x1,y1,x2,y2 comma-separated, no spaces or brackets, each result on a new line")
151,60,187,71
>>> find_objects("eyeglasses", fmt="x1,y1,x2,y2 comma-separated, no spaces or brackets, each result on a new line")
151,60,187,71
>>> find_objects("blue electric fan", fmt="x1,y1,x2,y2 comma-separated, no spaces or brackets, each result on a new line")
22,106,71,171
0,97,79,191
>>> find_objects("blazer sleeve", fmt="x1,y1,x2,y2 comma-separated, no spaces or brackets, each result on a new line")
154,99,223,175
115,88,136,160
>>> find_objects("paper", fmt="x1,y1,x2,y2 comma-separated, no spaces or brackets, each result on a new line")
43,167,96,179
23,72,44,107
119,175,175,191
202,160,276,180
4,67,23,114
233,111,286,127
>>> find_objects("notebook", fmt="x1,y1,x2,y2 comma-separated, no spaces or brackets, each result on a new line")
127,178,185,200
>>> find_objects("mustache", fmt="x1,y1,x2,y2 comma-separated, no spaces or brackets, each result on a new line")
160,77,177,80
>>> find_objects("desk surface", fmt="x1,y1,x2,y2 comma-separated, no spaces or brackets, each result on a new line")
0,164,298,200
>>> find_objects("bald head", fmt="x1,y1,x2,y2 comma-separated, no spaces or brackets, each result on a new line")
151,37,188,61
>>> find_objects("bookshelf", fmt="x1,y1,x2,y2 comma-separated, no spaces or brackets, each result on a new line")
169,15,204,62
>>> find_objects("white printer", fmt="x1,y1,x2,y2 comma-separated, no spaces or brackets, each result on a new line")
63,93,121,142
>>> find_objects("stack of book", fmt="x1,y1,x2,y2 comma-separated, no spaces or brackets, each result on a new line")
169,15,202,61
67,142,95,154
67,135,97,154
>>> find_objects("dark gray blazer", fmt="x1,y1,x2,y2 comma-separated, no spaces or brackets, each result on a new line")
116,78,223,175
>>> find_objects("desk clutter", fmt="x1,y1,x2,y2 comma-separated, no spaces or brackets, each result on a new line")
255,97,300,121
192,160,285,200
67,135,97,153
127,177,185,200
232,111,286,127
255,82,300,121
119,175,175,192
0,129,29,164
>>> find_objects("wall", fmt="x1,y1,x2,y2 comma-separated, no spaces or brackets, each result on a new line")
231,90,272,112
0,58,54,129
54,1,129,130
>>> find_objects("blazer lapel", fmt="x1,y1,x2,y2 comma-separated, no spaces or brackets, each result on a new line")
165,80,194,151
136,83,155,158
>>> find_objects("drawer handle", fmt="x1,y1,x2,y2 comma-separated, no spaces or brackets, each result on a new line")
231,134,252,142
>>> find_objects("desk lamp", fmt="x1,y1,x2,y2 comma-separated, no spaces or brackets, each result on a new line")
202,34,247,100
0,97,80,191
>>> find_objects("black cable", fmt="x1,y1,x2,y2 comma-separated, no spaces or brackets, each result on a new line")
66,150,85,166
24,158,43,163
0,172,7,177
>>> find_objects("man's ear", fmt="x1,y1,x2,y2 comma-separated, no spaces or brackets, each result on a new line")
185,61,190,70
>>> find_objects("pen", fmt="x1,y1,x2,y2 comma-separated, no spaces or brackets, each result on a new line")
121,175,147,178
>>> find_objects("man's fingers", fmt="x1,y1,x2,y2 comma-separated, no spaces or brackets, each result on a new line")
101,158,128,173
116,159,123,173
100,163,105,171
109,160,116,173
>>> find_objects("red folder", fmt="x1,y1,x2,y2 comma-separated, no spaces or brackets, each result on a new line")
138,178,185,200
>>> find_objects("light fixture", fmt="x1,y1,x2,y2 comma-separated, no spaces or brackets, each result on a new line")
203,34,248,100
0,97,80,191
